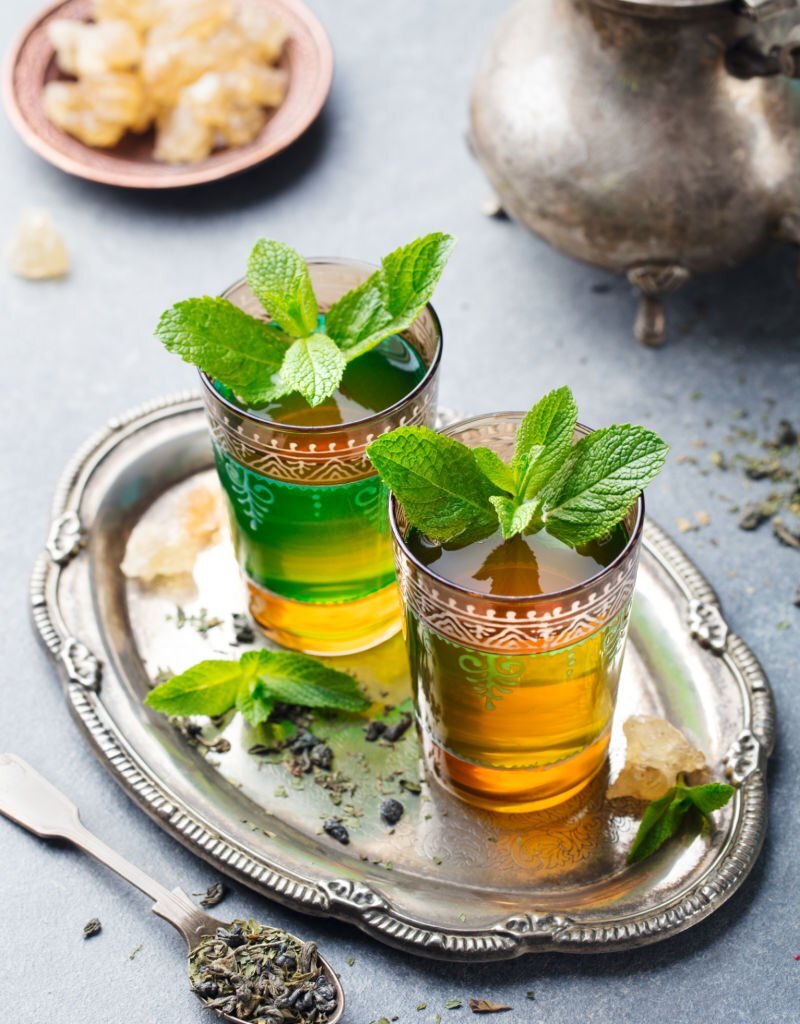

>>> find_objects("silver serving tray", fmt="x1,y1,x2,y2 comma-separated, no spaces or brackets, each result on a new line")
31,394,775,960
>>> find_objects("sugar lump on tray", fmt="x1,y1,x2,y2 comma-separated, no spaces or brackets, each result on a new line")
607,714,707,801
121,481,224,582
7,208,70,280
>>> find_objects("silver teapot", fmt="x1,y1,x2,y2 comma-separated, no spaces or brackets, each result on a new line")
470,0,800,344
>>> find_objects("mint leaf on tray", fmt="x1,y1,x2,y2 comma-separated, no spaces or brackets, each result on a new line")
145,649,370,726
627,779,735,864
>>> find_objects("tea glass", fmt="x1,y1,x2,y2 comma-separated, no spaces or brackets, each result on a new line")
201,259,442,656
390,412,643,812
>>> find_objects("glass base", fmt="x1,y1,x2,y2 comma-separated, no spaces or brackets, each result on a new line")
245,576,402,656
421,726,611,813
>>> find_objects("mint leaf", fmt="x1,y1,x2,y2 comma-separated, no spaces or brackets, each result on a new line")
681,781,735,814
627,779,734,864
540,425,669,547
145,660,244,717
474,447,515,494
145,648,368,721
246,239,318,338
489,495,540,541
155,297,288,404
280,333,346,407
326,233,455,362
626,787,691,864
236,679,274,727
367,426,497,544
257,652,370,712
512,385,578,500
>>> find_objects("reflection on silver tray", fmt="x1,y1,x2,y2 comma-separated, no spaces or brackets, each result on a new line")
31,394,775,960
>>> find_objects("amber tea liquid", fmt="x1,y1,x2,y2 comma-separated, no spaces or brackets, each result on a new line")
404,525,631,811
213,335,427,654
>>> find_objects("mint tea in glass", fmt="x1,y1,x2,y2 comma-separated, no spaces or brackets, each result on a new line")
389,413,644,812
200,259,442,655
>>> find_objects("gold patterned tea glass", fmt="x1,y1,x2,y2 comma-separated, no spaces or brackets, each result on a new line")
390,413,644,812
201,259,442,655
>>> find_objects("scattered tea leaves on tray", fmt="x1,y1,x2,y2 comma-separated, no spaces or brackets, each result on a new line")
82,918,102,939
444,999,463,1010
322,818,350,845
189,919,338,1022
193,881,226,908
232,612,255,644
382,714,413,743
627,777,735,864
469,998,512,1013
380,798,404,825
129,943,143,960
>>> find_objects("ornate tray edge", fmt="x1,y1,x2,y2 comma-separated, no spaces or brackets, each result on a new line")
29,393,775,960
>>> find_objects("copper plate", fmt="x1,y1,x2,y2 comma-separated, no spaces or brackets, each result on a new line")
31,395,774,960
4,0,333,188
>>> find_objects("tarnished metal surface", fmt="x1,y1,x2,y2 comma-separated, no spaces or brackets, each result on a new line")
470,0,800,343
31,395,775,960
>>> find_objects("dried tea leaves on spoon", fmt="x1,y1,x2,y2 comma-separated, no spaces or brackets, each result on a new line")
189,919,338,1023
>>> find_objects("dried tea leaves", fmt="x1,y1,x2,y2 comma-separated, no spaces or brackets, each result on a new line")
189,919,338,1022
82,917,102,939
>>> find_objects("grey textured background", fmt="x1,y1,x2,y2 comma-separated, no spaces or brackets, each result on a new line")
1,1,799,1022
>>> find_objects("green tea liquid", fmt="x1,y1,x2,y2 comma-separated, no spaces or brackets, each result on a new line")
213,335,427,653
405,525,631,811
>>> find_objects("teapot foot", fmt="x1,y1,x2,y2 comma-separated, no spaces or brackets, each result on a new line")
627,263,691,348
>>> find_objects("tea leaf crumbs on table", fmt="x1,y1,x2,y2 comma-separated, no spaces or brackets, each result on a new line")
82,918,101,939
192,881,226,908
128,943,143,960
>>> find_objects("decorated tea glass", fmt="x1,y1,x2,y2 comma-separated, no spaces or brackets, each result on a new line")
390,413,644,812
201,259,442,656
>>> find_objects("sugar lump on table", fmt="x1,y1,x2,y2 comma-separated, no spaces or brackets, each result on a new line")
6,208,70,280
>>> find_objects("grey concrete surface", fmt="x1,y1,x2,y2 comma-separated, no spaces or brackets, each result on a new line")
1,2,799,1022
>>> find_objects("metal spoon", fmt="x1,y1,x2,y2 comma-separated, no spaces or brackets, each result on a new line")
0,753,344,1024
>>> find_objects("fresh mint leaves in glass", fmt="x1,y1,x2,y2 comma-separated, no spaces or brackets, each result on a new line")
156,235,451,654
370,388,668,811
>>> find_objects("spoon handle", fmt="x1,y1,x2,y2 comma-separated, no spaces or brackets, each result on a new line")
0,752,173,902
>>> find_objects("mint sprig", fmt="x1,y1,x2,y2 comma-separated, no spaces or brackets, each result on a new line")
366,426,497,544
145,649,369,727
155,233,454,408
366,386,668,547
627,778,735,864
